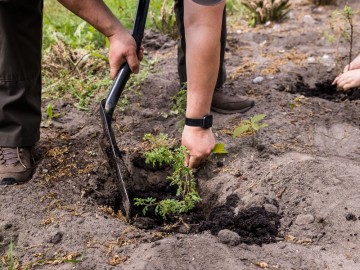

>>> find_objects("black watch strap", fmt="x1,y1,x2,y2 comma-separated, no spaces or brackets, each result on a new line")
185,114,213,129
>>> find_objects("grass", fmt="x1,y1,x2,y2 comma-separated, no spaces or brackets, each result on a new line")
42,0,245,112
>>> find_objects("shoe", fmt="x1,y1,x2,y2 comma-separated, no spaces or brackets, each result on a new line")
0,147,32,185
211,91,255,114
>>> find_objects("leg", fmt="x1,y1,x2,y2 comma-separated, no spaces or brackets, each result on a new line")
0,0,43,184
181,0,225,168
175,0,226,88
174,0,255,114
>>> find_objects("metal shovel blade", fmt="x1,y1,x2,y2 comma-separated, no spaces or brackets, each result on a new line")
99,0,150,221
100,100,131,220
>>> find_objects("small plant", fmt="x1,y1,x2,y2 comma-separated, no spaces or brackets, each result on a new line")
169,84,187,116
233,114,269,145
134,133,201,219
342,6,355,71
325,6,356,73
150,0,178,39
1,242,18,270
241,0,291,26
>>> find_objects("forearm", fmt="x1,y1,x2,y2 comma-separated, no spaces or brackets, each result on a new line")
184,0,225,118
57,0,127,37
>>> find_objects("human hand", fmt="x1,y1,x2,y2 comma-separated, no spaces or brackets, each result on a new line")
181,126,216,168
343,55,360,72
332,70,360,92
108,30,144,79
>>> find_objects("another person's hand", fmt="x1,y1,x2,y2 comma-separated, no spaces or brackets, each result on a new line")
181,126,216,168
108,29,144,79
343,54,360,72
332,69,360,91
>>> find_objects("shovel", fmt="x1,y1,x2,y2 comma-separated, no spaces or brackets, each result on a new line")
100,0,150,221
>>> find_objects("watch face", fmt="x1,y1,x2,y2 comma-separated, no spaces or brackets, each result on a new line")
203,115,213,128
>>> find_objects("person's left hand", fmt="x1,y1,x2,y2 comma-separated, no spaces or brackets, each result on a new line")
181,126,216,168
332,70,360,92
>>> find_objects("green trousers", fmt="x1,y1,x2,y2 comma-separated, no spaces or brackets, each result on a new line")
0,0,43,147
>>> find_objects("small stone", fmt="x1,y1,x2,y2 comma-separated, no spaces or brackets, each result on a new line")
49,232,63,244
346,213,357,221
295,214,315,225
264,204,278,214
218,229,241,246
307,57,316,63
303,15,315,24
253,76,264,84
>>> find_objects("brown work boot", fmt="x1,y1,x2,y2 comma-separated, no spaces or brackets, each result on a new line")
0,147,32,185
211,90,255,114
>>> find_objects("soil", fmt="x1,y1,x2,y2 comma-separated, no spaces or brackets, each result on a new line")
2,1,360,269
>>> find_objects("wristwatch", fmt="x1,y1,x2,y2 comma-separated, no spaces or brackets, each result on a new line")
185,114,213,129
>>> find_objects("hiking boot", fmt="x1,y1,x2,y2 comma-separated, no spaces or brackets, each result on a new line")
0,147,32,185
211,90,255,114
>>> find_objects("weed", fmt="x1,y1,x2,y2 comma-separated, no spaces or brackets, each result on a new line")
134,133,201,219
169,84,187,117
289,95,306,109
1,242,19,270
233,114,269,146
150,0,178,39
241,0,291,26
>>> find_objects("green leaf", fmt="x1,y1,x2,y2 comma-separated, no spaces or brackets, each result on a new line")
233,124,251,137
212,143,228,154
47,103,53,119
251,114,267,123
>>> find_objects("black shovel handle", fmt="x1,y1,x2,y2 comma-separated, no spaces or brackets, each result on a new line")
104,0,150,118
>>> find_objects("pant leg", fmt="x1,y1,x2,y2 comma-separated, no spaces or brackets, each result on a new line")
0,0,43,147
174,0,226,89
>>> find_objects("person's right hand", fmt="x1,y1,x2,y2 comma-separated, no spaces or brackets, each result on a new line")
181,126,216,168
108,29,143,79
332,69,360,91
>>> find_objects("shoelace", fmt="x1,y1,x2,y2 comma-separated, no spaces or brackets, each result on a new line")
0,147,26,168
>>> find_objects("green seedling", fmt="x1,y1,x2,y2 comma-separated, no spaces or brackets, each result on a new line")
233,114,269,146
135,133,201,219
42,103,63,128
342,6,355,71
1,242,18,270
326,6,357,74
289,95,306,109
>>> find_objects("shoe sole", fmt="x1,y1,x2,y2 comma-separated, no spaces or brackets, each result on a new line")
211,102,255,114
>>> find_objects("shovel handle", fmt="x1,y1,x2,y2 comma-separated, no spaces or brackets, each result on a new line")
104,0,150,117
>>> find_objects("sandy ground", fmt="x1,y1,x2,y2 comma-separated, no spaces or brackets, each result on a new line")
1,1,360,269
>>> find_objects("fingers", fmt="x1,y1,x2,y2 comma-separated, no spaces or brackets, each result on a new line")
126,50,141,74
186,154,205,169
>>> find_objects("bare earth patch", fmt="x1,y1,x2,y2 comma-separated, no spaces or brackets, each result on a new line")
1,1,360,269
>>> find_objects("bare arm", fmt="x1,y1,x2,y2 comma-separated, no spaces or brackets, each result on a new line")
181,0,225,168
57,0,141,77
